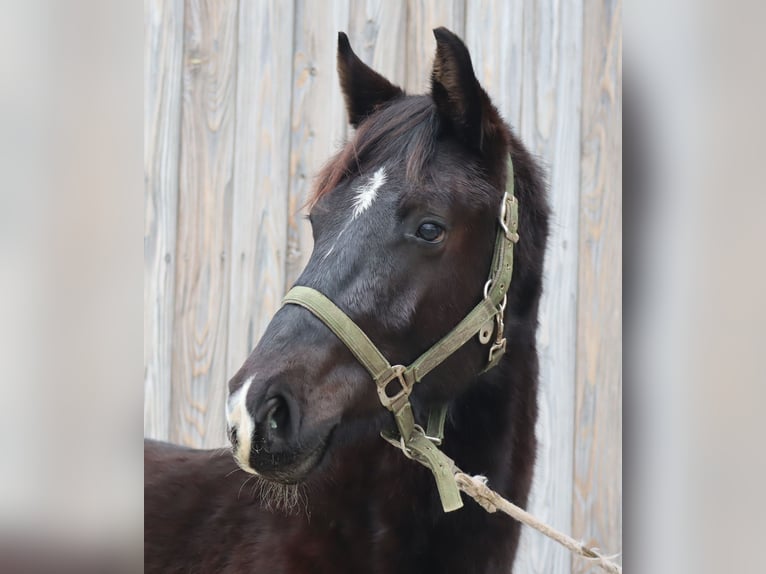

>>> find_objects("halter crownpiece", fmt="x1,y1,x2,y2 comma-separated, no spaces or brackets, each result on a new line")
281,156,519,512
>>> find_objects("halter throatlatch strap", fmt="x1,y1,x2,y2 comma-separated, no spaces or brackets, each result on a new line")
281,157,519,513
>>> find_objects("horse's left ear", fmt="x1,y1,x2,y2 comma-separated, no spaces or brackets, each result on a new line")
337,32,403,128
430,27,503,154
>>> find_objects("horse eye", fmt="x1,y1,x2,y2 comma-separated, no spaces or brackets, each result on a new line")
416,222,445,243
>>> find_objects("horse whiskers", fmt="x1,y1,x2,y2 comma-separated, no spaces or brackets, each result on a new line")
248,477,308,516
225,466,244,478
209,446,232,458
237,475,256,500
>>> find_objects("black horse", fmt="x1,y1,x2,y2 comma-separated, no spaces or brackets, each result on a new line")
145,27,550,574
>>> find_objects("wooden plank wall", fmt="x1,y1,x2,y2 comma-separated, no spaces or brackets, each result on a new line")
144,0,184,442
572,1,622,571
144,1,622,571
170,0,239,448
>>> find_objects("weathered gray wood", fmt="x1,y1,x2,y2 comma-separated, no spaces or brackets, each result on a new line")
286,0,351,287
405,0,466,93
144,0,185,441
572,1,622,571
226,1,296,380
170,0,239,448
508,2,583,573
464,0,523,126
349,0,407,89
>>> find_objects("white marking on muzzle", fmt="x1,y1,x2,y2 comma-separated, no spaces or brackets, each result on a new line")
226,377,257,474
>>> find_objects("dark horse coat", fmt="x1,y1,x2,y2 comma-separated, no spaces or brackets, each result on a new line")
145,28,549,574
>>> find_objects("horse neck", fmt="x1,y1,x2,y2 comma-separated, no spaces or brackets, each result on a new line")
440,338,539,493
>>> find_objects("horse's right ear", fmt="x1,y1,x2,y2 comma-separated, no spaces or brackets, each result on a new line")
337,32,403,128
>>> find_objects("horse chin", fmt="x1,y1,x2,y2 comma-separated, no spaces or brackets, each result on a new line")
260,441,327,485
238,426,336,485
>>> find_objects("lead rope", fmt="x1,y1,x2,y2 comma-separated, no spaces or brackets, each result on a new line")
382,432,621,573
454,473,622,574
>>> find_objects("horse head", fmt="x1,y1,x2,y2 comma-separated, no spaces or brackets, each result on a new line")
225,28,545,485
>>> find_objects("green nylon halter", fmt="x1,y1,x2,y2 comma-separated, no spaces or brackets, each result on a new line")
281,157,519,512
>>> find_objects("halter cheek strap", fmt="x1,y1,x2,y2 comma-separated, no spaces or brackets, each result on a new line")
281,157,519,512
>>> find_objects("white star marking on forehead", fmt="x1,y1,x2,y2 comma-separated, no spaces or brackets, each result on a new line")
351,167,386,219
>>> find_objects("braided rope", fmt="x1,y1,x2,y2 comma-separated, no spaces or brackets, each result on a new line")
454,473,622,574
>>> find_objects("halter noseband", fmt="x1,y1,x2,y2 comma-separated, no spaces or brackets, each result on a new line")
281,157,519,512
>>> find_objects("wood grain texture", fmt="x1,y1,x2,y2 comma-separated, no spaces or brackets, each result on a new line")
510,1,583,573
226,0,295,379
572,1,622,571
170,0,238,448
464,0,523,127
348,0,407,89
404,0,466,93
144,0,185,441
286,0,351,287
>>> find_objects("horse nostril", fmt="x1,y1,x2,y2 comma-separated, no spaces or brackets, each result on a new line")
251,391,299,454
264,396,290,438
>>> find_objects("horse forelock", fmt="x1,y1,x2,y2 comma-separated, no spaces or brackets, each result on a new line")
309,94,516,218
309,96,441,208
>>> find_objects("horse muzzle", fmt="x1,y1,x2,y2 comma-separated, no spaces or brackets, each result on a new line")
226,376,334,483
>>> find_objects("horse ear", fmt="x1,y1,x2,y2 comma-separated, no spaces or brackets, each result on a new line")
337,32,403,128
430,27,498,152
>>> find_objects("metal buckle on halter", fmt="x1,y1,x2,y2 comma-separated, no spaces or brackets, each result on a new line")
499,193,519,243
488,336,507,367
376,364,412,411
487,295,507,366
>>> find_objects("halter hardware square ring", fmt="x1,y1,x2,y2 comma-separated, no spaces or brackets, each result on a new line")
376,365,412,411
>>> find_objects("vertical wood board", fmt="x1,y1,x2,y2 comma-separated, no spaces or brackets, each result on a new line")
348,0,407,89
144,0,185,441
226,0,296,378
572,0,622,571
464,0,524,128
170,0,239,448
404,0,466,93
285,0,351,287
513,0,583,572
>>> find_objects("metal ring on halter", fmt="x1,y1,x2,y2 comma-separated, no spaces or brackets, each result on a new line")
424,433,443,445
399,424,430,460
483,278,492,299
399,436,414,459
499,218,510,237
